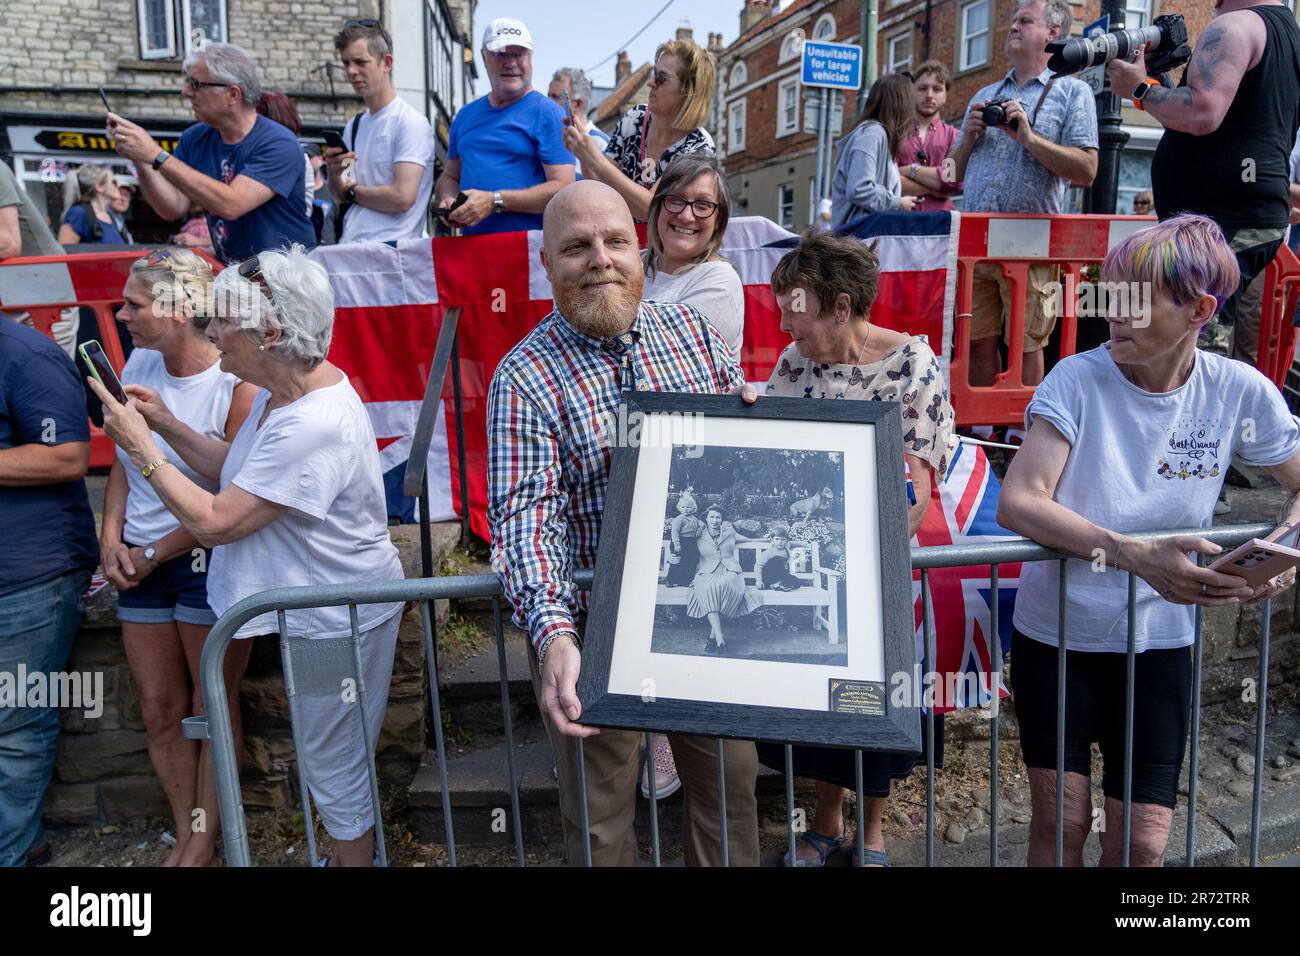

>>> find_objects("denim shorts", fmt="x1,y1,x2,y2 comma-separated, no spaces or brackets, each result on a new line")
116,543,217,626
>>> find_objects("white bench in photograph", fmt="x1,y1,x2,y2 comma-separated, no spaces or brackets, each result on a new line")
656,538,842,644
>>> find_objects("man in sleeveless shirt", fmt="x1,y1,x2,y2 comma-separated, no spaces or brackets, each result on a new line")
1107,0,1300,366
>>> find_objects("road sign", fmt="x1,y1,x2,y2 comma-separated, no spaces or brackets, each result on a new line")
800,40,862,90
1078,15,1109,94
803,89,844,136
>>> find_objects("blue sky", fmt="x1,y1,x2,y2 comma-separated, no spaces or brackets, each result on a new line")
470,0,773,97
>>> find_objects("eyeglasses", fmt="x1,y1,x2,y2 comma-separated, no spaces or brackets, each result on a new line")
662,195,720,219
183,75,230,92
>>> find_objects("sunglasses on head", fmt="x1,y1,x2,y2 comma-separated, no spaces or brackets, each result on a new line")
346,18,392,43
144,248,174,266
238,255,264,283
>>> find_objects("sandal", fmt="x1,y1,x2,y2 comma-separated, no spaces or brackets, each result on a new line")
853,846,890,868
782,826,848,867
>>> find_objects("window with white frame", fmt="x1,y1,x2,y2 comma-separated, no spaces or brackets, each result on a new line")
779,29,805,64
778,76,800,137
813,13,837,41
960,0,990,71
887,30,913,75
1124,0,1150,29
778,183,795,229
137,0,227,60
729,61,748,91
729,100,746,152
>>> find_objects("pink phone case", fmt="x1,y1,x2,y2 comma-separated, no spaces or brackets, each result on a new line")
1208,537,1300,587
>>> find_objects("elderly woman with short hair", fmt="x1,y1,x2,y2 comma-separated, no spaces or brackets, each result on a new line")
757,229,956,866
91,245,405,868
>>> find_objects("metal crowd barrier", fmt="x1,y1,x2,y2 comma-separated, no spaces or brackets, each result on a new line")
188,521,1281,868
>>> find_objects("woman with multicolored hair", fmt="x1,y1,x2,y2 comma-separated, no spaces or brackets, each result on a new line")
999,213,1300,866
100,248,256,866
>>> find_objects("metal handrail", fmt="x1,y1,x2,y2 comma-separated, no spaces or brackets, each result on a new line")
195,522,1280,868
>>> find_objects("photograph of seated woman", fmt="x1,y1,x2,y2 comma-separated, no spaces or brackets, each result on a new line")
689,504,762,653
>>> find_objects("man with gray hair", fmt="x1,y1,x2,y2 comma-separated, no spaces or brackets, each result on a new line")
109,42,315,263
548,67,609,178
949,0,1098,393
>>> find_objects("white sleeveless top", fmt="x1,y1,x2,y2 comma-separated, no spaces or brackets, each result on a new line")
116,348,238,546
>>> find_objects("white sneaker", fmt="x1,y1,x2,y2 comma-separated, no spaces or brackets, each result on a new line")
640,734,682,799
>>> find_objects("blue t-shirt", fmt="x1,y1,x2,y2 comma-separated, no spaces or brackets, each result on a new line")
0,319,99,598
447,90,574,236
174,115,316,263
61,204,127,244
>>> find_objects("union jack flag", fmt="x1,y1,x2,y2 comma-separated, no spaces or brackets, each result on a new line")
910,440,1021,713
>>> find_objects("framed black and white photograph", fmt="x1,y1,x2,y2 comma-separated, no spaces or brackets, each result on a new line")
578,393,920,752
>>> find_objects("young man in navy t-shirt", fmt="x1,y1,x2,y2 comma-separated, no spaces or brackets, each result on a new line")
434,17,575,236
109,43,315,263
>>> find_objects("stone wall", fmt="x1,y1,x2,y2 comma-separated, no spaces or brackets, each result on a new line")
0,0,385,126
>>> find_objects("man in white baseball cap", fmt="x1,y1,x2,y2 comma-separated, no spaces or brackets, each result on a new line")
482,17,534,52
434,17,574,235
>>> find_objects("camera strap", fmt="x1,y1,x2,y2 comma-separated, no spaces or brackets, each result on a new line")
996,75,1056,126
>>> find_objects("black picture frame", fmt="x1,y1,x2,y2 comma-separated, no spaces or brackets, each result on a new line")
576,392,920,752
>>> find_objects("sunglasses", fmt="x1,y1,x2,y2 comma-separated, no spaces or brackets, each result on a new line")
652,70,676,88
238,255,265,284
662,196,720,219
344,18,392,44
144,248,174,266
183,75,230,92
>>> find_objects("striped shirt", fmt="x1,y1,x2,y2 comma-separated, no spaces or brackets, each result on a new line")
488,301,744,651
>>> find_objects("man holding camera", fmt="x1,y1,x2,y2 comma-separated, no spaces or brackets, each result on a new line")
326,19,435,243
1106,0,1300,366
950,0,1098,390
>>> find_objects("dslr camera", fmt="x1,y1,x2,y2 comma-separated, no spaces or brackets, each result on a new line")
980,98,1021,131
1045,13,1191,87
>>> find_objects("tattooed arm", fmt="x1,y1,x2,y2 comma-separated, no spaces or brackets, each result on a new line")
1104,12,1265,135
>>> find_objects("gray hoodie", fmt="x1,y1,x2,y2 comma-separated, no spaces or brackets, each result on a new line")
830,120,902,230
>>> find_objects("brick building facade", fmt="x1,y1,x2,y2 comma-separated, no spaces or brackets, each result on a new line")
0,0,476,238
716,0,1299,228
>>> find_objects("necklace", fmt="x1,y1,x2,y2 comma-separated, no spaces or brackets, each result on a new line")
853,324,872,366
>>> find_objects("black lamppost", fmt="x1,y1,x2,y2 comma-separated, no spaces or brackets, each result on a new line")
1083,0,1129,214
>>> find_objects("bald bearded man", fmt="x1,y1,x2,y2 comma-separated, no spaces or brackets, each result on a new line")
487,181,760,865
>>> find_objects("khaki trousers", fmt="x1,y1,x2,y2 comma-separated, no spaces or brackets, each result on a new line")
528,646,760,866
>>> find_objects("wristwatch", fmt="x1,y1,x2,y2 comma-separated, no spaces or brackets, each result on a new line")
141,457,169,480
1131,79,1157,110
492,191,505,215
344,185,357,204
152,149,171,171
143,543,159,568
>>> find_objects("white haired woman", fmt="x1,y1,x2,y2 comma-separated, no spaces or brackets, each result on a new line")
58,165,129,245
90,246,405,867
101,248,255,866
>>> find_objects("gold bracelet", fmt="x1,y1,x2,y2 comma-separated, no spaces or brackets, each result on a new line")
141,457,169,480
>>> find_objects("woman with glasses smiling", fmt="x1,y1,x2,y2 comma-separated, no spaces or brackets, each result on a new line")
562,39,716,221
1132,190,1154,215
642,155,744,356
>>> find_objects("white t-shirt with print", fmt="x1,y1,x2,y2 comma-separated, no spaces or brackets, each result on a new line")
118,348,238,546
207,376,405,639
1013,346,1300,653
340,95,435,243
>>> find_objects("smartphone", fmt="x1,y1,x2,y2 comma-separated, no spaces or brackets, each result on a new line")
1208,529,1300,588
98,86,113,115
563,89,572,126
79,341,129,405
322,129,347,151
